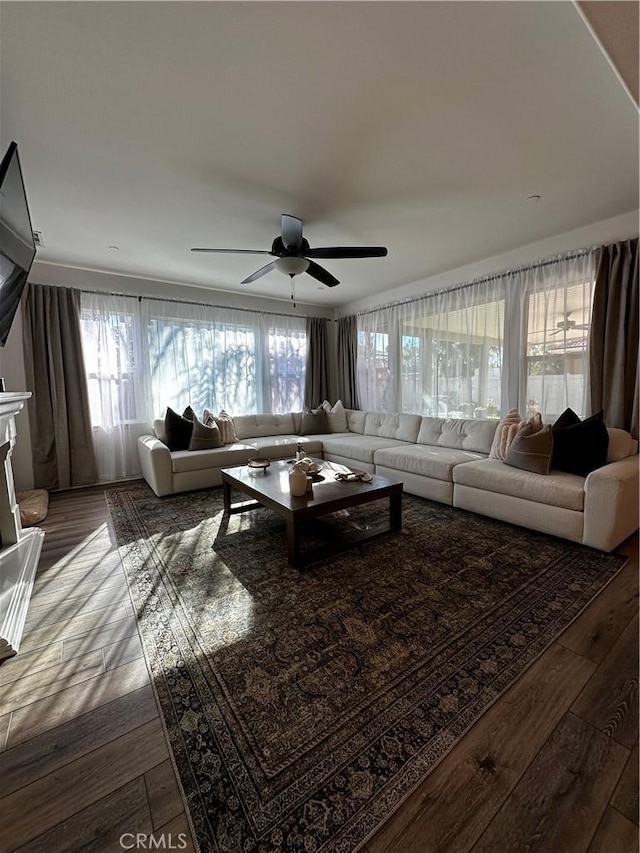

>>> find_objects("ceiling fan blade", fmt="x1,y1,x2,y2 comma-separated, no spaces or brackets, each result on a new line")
241,261,276,284
191,248,272,254
306,246,388,259
306,260,339,287
281,215,303,252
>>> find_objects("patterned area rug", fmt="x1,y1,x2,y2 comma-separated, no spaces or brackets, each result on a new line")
106,482,624,852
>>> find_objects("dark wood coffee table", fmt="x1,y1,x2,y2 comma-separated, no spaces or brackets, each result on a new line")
221,459,402,567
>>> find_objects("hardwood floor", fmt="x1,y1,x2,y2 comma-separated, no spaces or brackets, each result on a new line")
0,484,637,853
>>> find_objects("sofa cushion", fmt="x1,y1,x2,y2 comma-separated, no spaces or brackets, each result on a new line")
322,435,409,464
233,413,296,440
374,445,485,482
321,399,348,432
552,408,609,477
504,423,553,475
345,409,367,434
417,417,497,454
164,407,193,451
245,435,323,459
453,458,585,511
607,427,637,462
153,418,167,443
171,444,254,473
364,412,422,443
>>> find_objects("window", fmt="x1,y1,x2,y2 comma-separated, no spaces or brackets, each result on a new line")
356,252,596,422
399,297,504,419
79,292,307,481
357,328,391,411
268,325,306,414
80,306,142,427
147,316,259,416
525,281,594,420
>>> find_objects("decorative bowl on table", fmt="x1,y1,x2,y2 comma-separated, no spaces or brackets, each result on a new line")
295,459,322,475
247,458,270,471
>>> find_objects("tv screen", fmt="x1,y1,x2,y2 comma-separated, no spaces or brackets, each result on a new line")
0,142,36,347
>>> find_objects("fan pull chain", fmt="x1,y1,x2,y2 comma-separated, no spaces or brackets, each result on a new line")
290,274,296,308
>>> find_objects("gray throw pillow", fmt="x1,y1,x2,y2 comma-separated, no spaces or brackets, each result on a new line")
189,415,223,450
299,408,329,435
504,422,553,475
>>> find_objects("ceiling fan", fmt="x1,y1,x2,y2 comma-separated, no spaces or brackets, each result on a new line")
550,312,589,335
191,214,388,287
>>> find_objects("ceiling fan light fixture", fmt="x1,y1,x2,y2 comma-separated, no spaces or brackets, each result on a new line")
274,256,310,277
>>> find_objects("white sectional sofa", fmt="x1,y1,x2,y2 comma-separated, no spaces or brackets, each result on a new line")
137,410,639,552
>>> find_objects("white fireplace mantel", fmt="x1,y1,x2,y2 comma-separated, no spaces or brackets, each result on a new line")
0,392,45,662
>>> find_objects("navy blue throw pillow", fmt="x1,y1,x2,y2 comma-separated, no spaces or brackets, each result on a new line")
551,408,609,477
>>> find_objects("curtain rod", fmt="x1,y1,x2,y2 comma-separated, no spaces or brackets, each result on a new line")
355,246,599,318
77,288,328,322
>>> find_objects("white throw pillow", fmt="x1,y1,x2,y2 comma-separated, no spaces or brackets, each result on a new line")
203,409,238,445
321,400,348,433
489,409,521,460
490,409,544,461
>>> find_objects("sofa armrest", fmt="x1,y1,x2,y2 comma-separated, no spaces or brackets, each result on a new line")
583,455,639,551
137,435,174,497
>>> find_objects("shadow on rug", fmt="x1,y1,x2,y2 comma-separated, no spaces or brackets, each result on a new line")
106,482,624,852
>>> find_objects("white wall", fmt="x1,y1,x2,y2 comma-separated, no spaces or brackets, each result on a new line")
0,306,34,492
336,209,639,316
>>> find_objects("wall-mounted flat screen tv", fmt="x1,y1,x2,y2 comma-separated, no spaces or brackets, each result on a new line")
0,142,36,347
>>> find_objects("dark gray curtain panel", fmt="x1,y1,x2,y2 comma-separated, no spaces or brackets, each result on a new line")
303,317,329,409
589,238,639,438
23,284,98,489
336,315,360,409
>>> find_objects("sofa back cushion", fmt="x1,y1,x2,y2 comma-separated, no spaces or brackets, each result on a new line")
417,417,497,454
154,418,167,443
606,427,637,462
364,412,422,443
233,413,296,440
345,409,367,434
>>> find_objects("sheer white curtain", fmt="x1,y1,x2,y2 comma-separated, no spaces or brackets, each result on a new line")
515,252,596,420
358,278,506,419
144,300,306,416
80,292,307,482
80,293,151,482
356,249,597,421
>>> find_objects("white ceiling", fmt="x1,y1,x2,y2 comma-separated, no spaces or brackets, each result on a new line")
1,1,637,307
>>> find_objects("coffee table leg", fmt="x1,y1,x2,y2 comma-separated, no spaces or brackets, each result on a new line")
286,517,301,567
222,480,231,513
390,491,402,531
